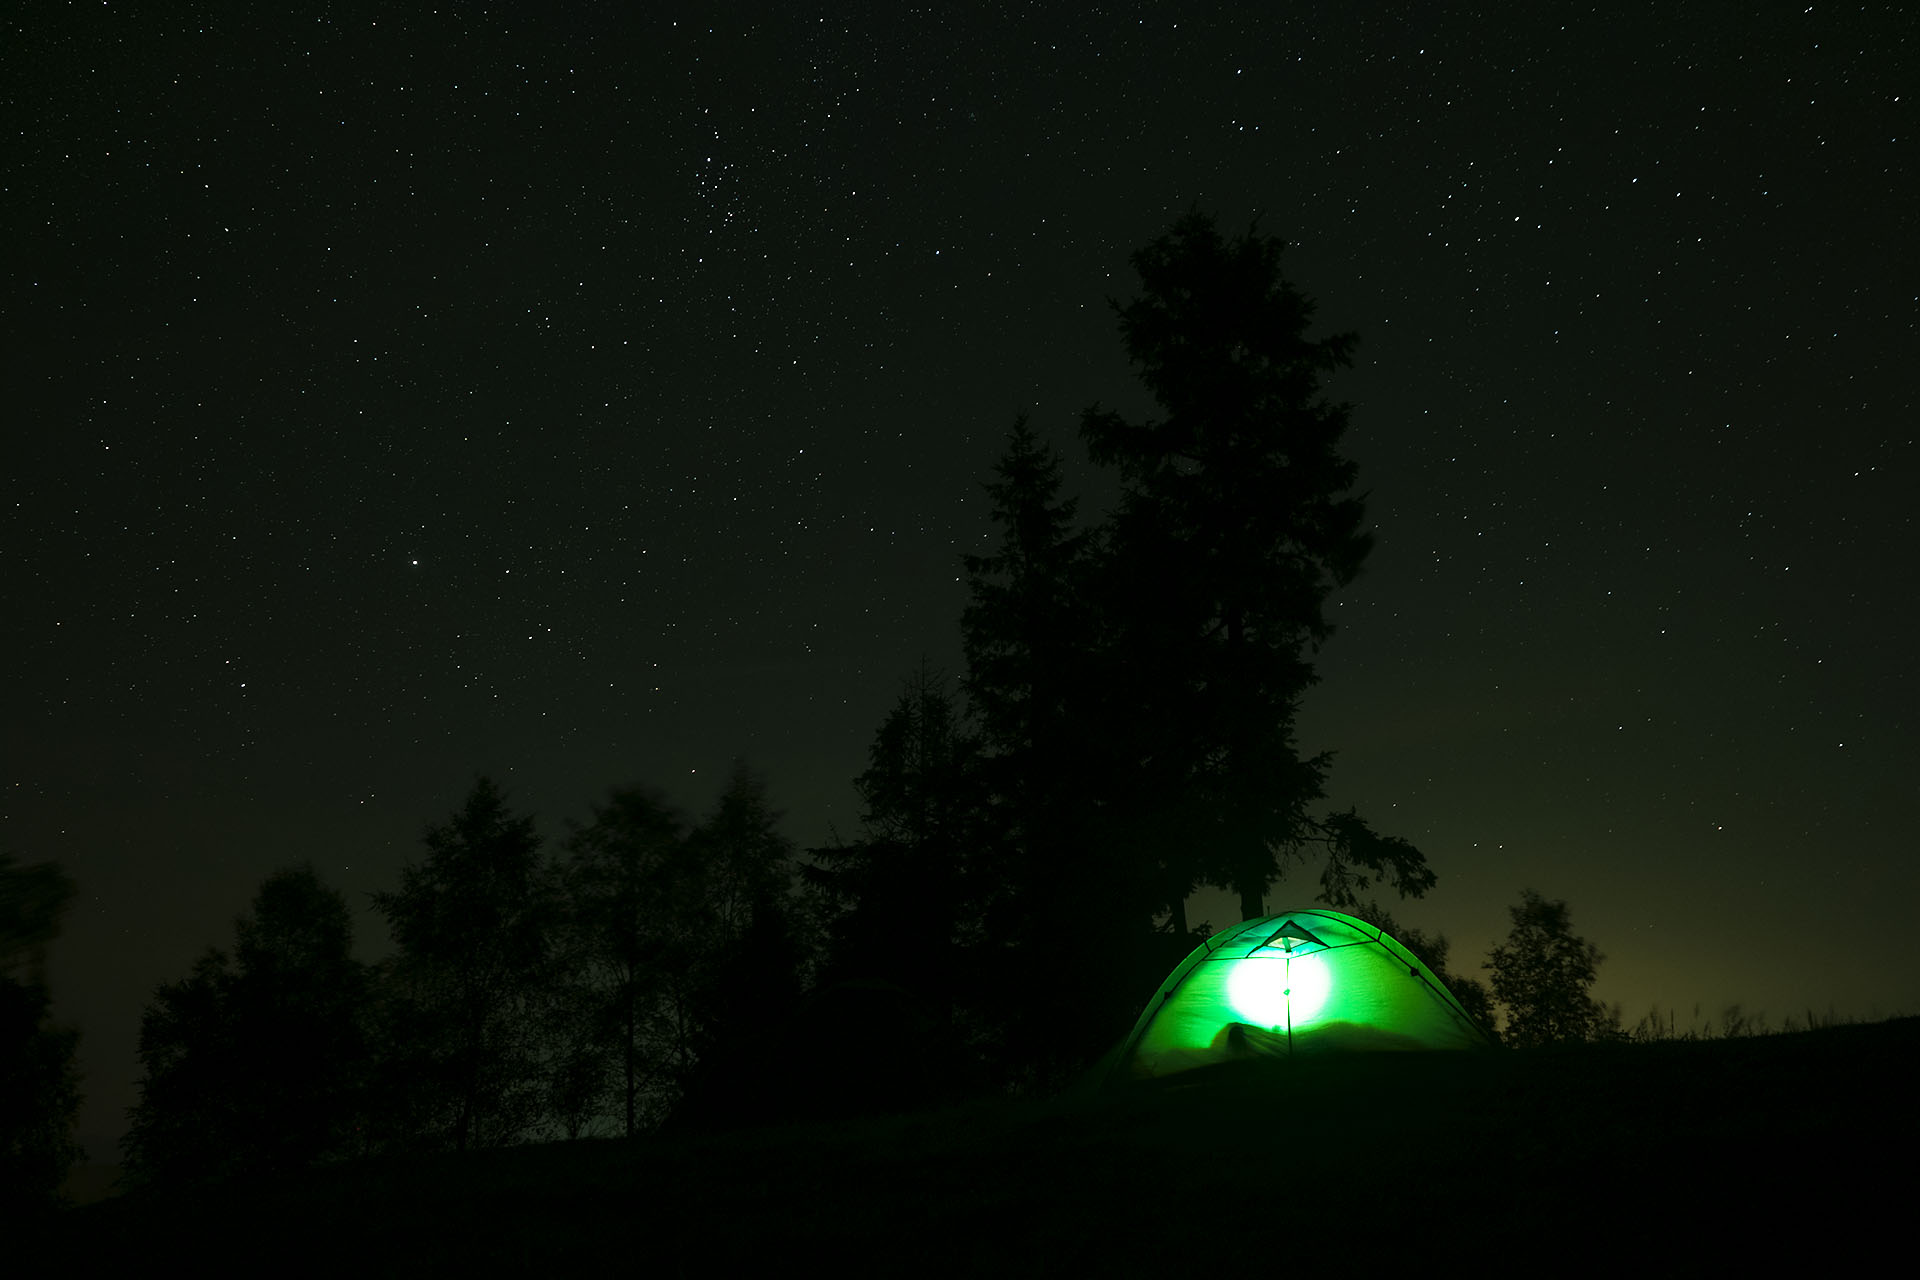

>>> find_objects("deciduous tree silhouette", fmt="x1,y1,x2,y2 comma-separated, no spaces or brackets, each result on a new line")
123,863,368,1186
559,783,689,1135
372,777,556,1151
564,763,808,1132
684,763,805,1036
689,761,803,949
674,762,809,1123
0,855,76,988
1486,889,1616,1047
1,854,82,1212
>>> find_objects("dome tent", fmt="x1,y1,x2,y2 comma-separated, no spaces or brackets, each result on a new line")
1109,908,1496,1081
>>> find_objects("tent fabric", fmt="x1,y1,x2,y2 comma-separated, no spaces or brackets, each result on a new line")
1110,908,1496,1081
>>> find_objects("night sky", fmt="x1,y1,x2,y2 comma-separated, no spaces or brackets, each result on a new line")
6,3,1913,1156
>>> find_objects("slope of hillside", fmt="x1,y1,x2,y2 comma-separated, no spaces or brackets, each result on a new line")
27,1018,1914,1272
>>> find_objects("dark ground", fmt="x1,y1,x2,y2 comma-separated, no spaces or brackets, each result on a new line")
24,1018,1915,1273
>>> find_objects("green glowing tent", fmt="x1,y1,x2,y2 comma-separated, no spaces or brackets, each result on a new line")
1110,908,1496,1081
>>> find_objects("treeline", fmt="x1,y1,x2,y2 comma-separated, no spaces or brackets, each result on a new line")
26,209,1484,1200
121,765,808,1187
107,774,1627,1194
112,207,1452,1183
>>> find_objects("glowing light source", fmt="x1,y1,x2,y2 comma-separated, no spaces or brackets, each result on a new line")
1225,951,1331,1029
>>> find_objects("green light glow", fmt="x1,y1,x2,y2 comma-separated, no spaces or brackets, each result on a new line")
1112,910,1499,1080
1225,952,1330,1029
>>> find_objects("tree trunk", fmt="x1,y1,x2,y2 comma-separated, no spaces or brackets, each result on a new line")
623,980,637,1138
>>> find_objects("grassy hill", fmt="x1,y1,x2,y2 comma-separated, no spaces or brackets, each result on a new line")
25,1017,1915,1272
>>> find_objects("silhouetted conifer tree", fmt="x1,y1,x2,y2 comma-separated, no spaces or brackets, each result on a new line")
1080,210,1431,920
959,419,1170,1073
802,669,993,1100
805,668,981,997
960,418,1105,916
820,214,1438,1087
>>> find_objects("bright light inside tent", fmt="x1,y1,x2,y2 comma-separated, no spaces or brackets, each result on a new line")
1225,953,1331,1029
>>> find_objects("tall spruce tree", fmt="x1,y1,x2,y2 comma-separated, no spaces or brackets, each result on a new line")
960,419,1166,1067
961,417,1096,927
1081,210,1430,920
962,417,1094,763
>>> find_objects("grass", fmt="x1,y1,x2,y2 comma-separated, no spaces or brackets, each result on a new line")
1622,1000,1875,1041
24,1016,1917,1272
